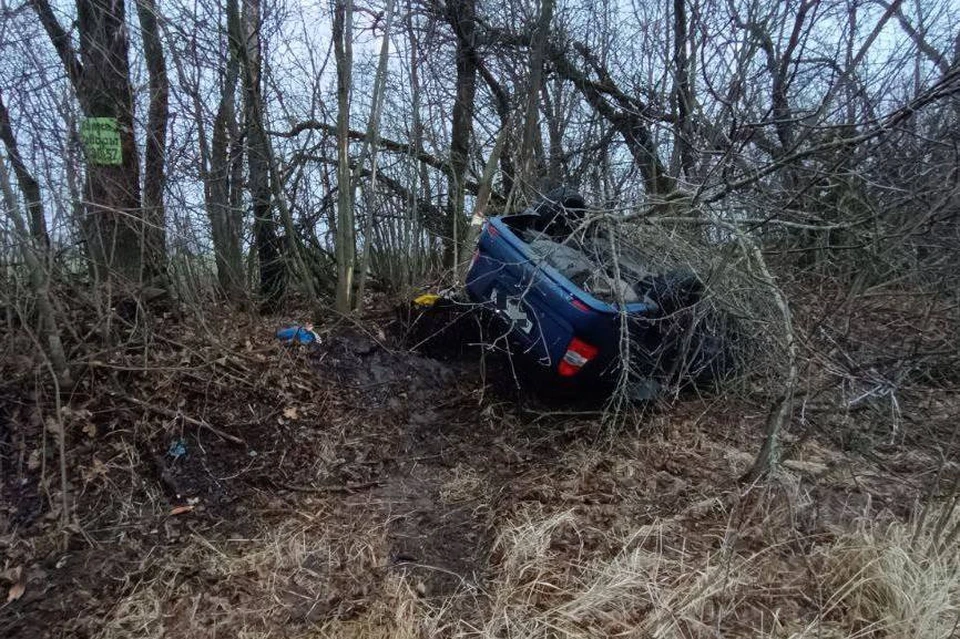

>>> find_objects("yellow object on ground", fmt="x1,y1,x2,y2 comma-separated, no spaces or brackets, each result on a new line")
413,293,441,307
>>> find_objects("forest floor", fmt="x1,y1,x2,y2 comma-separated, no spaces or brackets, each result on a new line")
1,299,959,638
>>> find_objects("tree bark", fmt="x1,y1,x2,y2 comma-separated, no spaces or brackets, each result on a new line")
444,0,479,269
208,0,246,299
0,89,48,246
32,0,156,285
670,0,696,178
550,41,673,195
517,0,555,196
135,0,170,285
333,0,356,313
477,60,516,198
355,0,396,309
241,0,284,310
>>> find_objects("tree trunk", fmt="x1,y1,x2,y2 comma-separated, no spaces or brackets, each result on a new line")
407,4,431,204
541,38,673,196
208,0,246,299
406,1,429,287
32,0,157,284
78,0,152,283
333,0,356,313
444,0,478,269
518,0,554,196
241,0,284,310
670,0,696,178
0,90,49,247
742,235,798,482
478,61,516,199
135,0,170,286
458,125,508,285
355,0,396,309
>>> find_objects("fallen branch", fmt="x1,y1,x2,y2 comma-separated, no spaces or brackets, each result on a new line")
268,478,381,494
118,394,247,446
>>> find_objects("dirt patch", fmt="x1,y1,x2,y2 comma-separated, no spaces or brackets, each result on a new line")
303,329,511,597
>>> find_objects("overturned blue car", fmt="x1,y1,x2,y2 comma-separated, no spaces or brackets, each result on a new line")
462,188,730,399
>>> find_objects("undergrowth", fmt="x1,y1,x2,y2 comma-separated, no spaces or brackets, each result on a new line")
90,480,960,638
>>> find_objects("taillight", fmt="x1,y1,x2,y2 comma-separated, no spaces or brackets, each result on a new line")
557,337,599,377
570,298,590,312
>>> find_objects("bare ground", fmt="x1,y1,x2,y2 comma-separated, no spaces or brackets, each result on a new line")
1,305,958,638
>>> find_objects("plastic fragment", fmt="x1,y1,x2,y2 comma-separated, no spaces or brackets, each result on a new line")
276,324,320,344
167,439,187,459
413,293,441,307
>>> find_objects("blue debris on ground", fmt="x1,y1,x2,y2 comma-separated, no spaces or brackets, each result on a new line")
276,324,320,344
167,439,188,460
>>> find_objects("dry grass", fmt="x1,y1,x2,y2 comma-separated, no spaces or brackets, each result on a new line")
88,424,960,639
88,477,960,639
444,500,959,639
438,464,484,504
812,507,960,639
98,514,389,639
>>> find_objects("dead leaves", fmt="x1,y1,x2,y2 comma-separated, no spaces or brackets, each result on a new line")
46,406,97,438
81,458,109,484
3,566,24,605
280,404,317,423
6,581,25,603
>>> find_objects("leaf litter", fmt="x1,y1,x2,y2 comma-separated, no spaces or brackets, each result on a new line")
0,303,958,638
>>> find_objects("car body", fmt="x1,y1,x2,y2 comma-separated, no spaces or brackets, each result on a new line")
465,215,664,395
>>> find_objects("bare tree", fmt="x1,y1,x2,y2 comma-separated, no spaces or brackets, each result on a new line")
241,0,284,309
208,0,246,300
30,0,167,286
444,0,479,268
0,155,68,384
333,0,356,312
0,89,48,246
134,0,170,292
354,0,397,309
516,0,555,197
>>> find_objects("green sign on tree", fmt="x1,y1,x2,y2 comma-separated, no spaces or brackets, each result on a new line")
80,118,122,165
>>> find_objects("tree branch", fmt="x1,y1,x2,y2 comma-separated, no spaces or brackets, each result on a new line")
29,0,84,102
272,120,487,194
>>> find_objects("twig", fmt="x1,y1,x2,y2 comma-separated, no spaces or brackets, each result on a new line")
268,477,381,494
117,394,246,446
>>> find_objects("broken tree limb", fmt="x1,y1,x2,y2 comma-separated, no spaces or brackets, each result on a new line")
268,478,381,494
459,124,509,286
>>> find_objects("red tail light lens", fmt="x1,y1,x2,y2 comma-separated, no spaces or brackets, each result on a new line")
557,337,599,377
570,298,590,312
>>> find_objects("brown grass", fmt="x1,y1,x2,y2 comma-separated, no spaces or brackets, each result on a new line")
816,508,960,639
98,514,389,639
91,487,960,639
